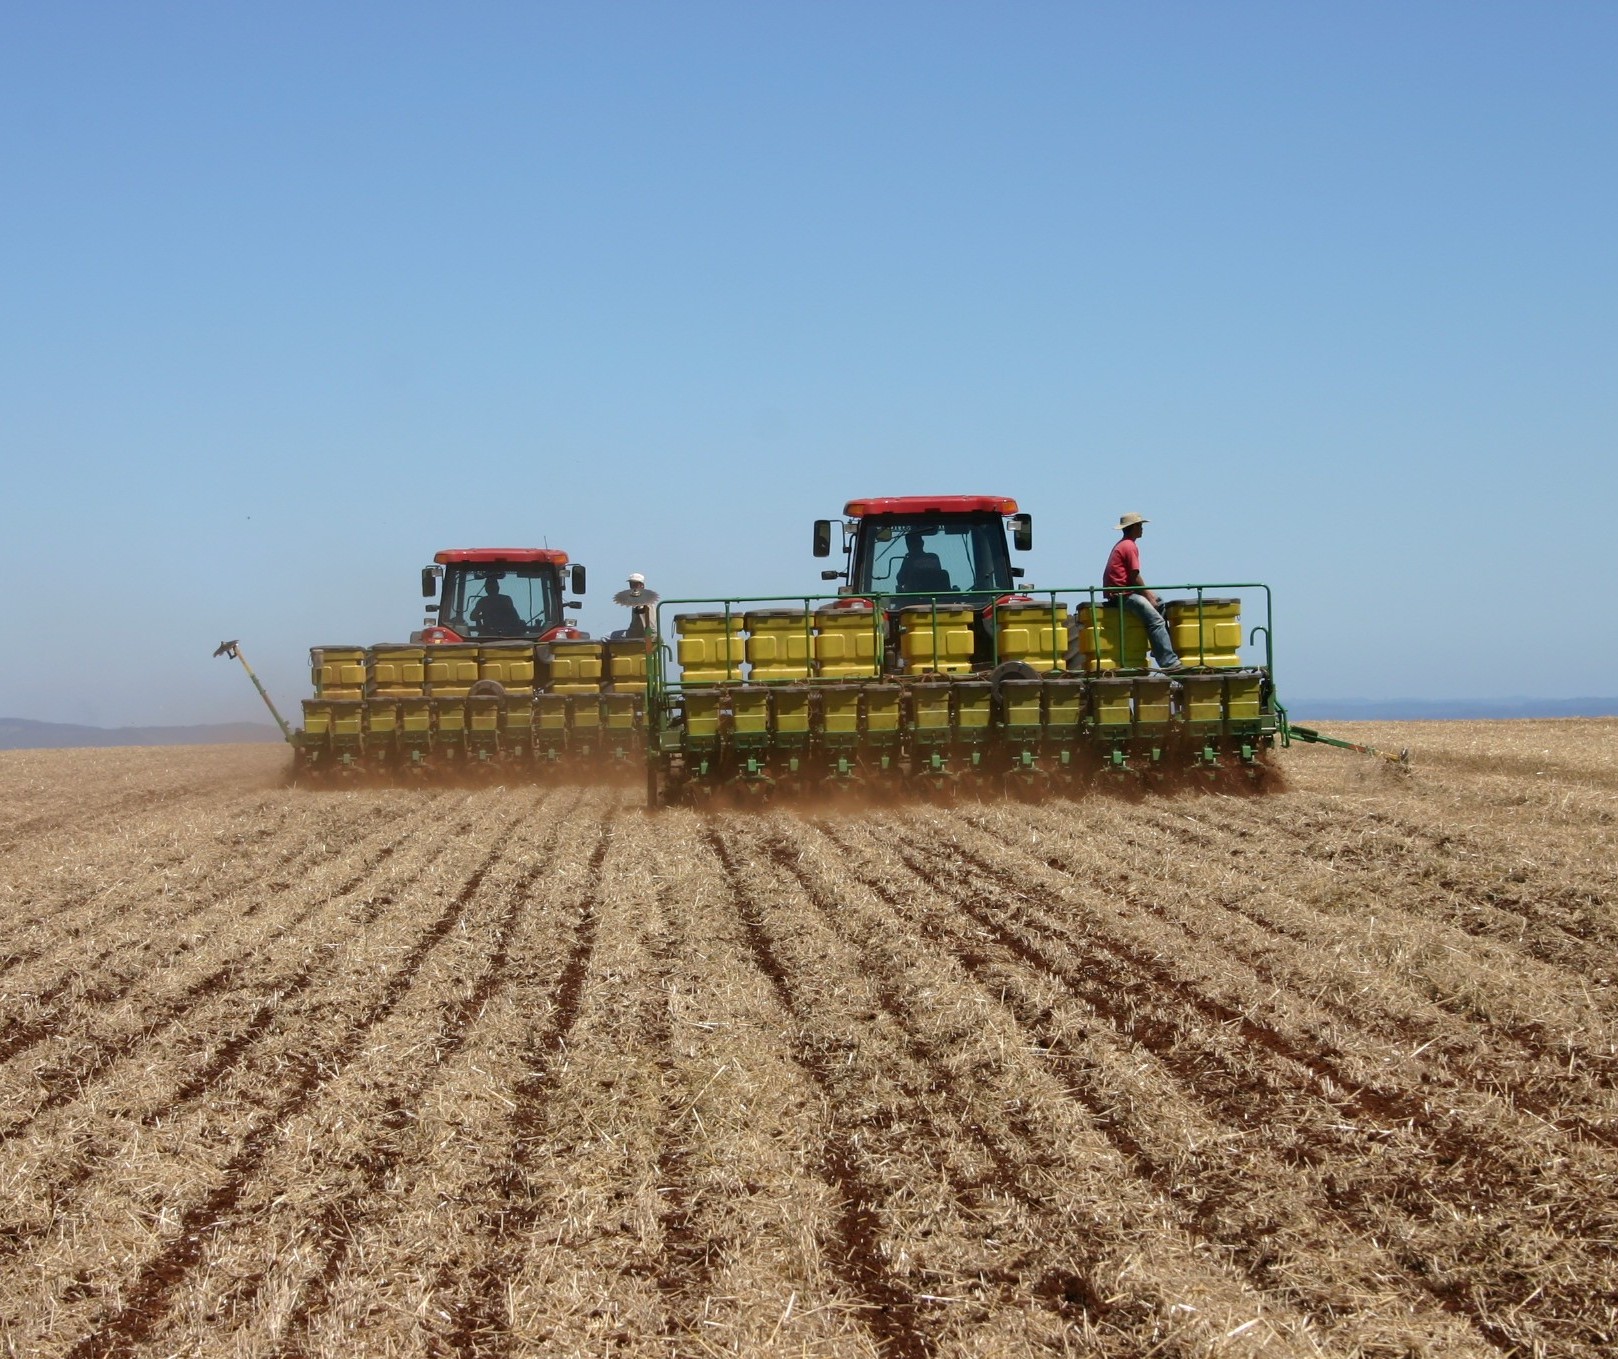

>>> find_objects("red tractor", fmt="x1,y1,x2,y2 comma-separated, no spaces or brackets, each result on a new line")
814,494,1034,601
416,548,588,644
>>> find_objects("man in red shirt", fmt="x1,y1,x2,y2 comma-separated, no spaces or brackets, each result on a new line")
1104,512,1184,671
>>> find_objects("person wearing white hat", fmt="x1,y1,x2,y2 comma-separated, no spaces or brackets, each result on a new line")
1103,513,1183,672
613,572,659,640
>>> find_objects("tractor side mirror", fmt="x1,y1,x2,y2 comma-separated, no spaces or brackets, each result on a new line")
421,568,437,598
564,600,582,610
1011,514,1033,551
821,570,843,581
570,564,586,594
812,520,833,557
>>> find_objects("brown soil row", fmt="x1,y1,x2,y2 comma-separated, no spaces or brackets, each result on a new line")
0,728,1613,1357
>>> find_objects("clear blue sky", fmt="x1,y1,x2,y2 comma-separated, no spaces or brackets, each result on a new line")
3,2,1614,726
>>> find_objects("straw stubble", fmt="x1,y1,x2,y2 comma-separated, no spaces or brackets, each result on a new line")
0,720,1614,1357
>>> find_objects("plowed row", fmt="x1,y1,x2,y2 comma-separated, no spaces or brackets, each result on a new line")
2,721,1614,1357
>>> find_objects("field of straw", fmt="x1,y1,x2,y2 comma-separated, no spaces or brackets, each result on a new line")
1,721,1615,1358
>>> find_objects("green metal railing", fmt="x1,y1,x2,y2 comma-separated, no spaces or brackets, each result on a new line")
649,584,1273,670
646,583,1277,746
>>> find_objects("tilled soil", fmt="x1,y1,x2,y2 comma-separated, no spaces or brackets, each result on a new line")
1,720,1614,1358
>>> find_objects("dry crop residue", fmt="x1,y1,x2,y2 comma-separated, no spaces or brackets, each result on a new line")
1,721,1615,1358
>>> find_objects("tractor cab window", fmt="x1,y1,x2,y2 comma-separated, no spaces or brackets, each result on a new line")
439,566,562,638
854,516,1013,598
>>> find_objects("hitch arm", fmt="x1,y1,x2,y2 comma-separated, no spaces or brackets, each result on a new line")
1286,721,1410,770
213,640,294,743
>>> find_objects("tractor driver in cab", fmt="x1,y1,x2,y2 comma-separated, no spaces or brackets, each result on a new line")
470,574,525,636
896,532,949,594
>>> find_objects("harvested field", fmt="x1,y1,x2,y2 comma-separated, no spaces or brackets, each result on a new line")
2,720,1615,1358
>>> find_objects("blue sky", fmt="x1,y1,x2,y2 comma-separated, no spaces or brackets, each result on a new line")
3,2,1614,726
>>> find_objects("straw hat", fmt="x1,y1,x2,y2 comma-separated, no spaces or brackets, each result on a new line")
1117,512,1148,530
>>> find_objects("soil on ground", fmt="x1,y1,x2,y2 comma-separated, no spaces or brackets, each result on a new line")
1,722,1615,1357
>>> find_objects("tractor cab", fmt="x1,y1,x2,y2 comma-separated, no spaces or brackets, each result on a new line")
814,495,1033,604
418,548,587,642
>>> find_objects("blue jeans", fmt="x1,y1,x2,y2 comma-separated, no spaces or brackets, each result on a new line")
1122,594,1181,669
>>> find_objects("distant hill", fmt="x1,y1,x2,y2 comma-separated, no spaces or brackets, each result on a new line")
0,718,285,751
1289,698,1618,721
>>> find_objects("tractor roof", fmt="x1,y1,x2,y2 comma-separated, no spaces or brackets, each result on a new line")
433,548,570,566
843,495,1019,518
